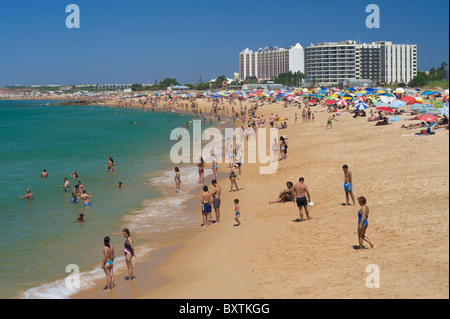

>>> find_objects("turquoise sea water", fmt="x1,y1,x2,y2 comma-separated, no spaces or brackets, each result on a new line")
0,100,207,298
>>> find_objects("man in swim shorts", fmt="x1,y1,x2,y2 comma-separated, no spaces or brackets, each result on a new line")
80,190,92,207
71,185,80,203
201,186,212,228
294,178,312,221
343,165,356,206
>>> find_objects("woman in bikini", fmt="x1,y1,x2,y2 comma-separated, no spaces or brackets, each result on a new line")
198,157,205,185
102,236,115,291
123,229,136,282
174,167,181,193
229,164,240,192
107,156,115,172
211,152,219,181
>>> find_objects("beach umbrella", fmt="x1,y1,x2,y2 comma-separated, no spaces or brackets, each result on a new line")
391,100,406,108
421,90,433,96
377,107,394,113
438,107,449,117
418,114,438,122
325,99,335,104
354,101,369,110
375,102,390,108
337,99,348,106
409,103,424,111
401,96,416,103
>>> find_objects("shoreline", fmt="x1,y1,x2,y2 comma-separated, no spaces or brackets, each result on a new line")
8,95,449,299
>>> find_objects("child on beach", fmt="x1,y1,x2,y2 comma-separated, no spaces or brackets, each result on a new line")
234,199,241,226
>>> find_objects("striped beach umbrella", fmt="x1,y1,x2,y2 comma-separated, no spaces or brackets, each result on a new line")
355,101,370,110
438,107,449,117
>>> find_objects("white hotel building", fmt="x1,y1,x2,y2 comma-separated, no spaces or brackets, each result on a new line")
305,40,418,86
239,43,305,81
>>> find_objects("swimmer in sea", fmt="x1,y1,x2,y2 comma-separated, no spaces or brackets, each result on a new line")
107,156,115,172
116,182,124,189
71,185,80,203
76,213,85,222
20,189,33,200
80,190,92,207
61,178,70,191
41,169,48,178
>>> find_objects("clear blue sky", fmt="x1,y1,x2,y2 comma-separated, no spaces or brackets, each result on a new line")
0,0,448,86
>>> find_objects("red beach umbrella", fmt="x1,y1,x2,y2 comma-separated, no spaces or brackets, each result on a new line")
377,107,394,113
418,114,438,122
401,96,416,103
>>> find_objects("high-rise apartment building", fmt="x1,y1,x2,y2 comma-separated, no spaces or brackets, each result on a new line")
239,43,304,81
305,40,417,85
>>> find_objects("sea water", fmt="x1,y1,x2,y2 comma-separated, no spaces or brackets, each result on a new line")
0,100,213,298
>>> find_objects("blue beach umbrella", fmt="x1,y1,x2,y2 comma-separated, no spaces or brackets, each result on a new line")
438,107,449,117
391,100,406,108
354,101,369,110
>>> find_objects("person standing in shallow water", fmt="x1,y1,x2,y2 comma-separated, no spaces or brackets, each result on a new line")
123,229,136,281
102,236,115,291
107,156,115,172
174,167,182,192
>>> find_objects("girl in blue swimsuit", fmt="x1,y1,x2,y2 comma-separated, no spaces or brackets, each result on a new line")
357,197,374,250
102,236,115,291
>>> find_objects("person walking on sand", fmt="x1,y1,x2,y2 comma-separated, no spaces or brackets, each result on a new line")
201,186,213,228
343,165,356,206
211,180,222,224
234,199,242,226
357,196,374,250
123,229,136,281
294,177,312,221
102,236,115,291
174,167,182,193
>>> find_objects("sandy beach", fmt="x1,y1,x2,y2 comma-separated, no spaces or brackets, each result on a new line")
69,96,449,299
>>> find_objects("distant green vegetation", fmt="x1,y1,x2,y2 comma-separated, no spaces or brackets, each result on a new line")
409,62,448,88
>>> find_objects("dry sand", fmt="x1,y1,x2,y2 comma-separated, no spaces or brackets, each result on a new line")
74,98,449,299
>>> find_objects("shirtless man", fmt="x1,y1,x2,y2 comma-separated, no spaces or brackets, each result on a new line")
211,180,222,224
201,186,213,228
61,178,70,191
294,178,312,221
21,189,33,200
270,182,295,204
71,185,80,203
343,165,356,206
80,190,92,207
41,169,48,178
